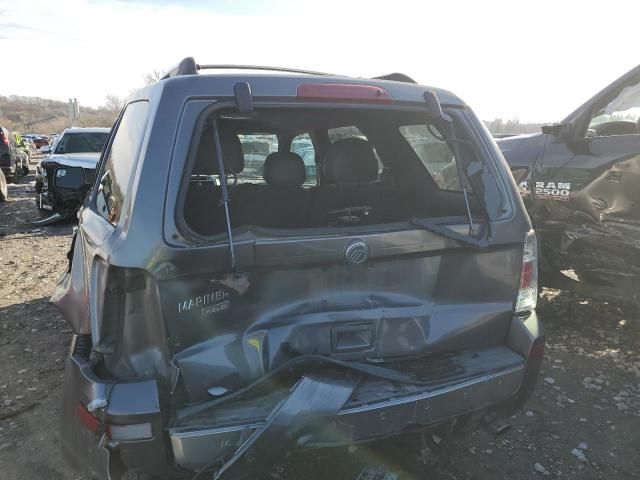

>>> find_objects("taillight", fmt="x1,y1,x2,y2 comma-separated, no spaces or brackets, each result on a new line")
77,403,152,440
1,134,8,146
297,83,392,102
514,230,538,313
77,403,106,435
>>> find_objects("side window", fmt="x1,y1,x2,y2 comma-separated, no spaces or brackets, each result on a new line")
237,134,278,183
588,80,640,137
95,101,149,225
399,125,461,191
291,133,316,186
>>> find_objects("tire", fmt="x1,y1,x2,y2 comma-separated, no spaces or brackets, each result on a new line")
7,158,21,183
1,155,15,184
0,170,7,201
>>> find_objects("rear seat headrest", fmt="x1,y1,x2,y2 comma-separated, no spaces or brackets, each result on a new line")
193,125,244,175
263,152,306,187
323,137,379,184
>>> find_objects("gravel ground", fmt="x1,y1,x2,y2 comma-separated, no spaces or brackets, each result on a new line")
0,166,639,480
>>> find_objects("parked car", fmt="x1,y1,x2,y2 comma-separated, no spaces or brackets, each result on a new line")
29,134,50,149
40,133,60,154
34,127,110,220
22,137,38,156
0,168,7,201
13,132,31,165
23,134,48,149
497,64,640,304
0,126,28,182
54,58,544,480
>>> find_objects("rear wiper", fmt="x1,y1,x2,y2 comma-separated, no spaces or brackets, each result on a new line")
410,217,489,248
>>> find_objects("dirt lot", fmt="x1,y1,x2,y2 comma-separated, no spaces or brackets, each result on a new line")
1,167,639,480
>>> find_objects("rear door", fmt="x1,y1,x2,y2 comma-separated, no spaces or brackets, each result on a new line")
533,65,640,300
161,101,527,404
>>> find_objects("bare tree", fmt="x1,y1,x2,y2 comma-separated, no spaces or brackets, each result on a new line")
104,94,125,116
142,69,163,85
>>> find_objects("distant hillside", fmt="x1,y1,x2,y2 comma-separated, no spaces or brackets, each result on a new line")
0,95,118,134
1,93,545,137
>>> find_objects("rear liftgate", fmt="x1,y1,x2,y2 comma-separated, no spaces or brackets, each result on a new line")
176,83,512,479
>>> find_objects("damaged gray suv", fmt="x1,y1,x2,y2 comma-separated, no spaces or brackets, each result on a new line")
54,57,545,480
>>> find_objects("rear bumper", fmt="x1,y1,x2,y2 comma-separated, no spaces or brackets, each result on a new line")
170,358,525,471
61,311,543,479
60,338,169,480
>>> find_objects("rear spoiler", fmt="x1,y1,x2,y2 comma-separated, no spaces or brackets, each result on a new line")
372,73,417,83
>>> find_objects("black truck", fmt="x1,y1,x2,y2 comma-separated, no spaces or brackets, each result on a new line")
497,64,640,304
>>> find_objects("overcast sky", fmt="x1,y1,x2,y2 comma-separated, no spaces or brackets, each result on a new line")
0,0,638,122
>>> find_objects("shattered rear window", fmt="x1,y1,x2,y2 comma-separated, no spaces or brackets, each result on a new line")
238,134,278,183
181,107,493,237
399,125,461,191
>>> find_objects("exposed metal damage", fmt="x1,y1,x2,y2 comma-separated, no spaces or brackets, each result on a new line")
498,63,640,305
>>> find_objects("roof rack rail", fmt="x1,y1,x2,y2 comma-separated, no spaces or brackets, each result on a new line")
160,57,336,80
196,64,334,76
161,57,198,79
372,73,417,83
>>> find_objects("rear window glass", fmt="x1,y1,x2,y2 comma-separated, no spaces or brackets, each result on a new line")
399,125,461,191
238,134,278,184
181,107,491,237
291,133,316,186
328,126,383,174
328,126,367,142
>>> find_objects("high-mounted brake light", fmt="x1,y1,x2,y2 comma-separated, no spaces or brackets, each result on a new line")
515,230,538,314
297,84,392,102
